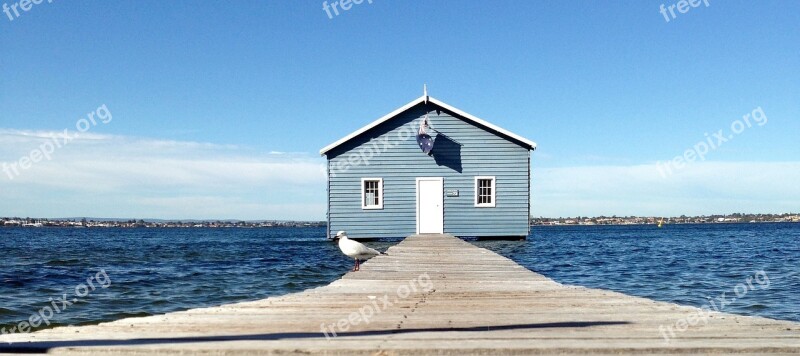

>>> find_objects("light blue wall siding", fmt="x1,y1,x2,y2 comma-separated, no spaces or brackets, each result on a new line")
326,103,530,239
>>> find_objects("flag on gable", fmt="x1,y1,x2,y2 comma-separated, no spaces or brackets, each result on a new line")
416,115,434,155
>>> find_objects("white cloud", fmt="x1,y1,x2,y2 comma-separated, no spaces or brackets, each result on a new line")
0,130,327,220
533,162,800,217
3,129,798,220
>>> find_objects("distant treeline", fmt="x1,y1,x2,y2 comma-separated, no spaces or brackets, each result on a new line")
1,217,327,228
530,213,800,226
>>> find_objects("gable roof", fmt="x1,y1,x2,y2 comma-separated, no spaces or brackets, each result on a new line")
319,95,537,156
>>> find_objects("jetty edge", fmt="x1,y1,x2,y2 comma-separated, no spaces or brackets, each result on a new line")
1,234,798,354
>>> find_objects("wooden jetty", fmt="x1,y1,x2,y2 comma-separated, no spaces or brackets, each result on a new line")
3,234,798,354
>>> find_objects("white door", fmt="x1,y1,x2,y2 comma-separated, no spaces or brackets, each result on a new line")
417,178,444,234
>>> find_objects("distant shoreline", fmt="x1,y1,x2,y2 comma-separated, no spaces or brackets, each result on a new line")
1,219,325,229
531,213,799,226
3,214,798,228
1,221,798,229
532,221,799,226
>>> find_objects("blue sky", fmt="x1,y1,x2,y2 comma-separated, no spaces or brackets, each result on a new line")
1,0,798,220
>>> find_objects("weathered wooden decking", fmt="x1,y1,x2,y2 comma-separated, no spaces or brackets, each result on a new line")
3,234,798,354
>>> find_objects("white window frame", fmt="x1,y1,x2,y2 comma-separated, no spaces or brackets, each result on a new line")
361,178,384,210
474,176,496,208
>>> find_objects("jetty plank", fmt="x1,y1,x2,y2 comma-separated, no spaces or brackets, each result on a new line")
2,233,798,355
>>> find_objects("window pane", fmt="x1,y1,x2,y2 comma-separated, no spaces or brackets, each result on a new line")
477,178,493,205
363,180,381,207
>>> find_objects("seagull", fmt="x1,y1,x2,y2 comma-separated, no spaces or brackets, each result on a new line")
334,231,384,271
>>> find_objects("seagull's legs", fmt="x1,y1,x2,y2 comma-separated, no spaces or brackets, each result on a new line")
352,259,359,272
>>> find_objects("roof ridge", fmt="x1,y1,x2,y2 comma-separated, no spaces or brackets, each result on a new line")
319,95,536,156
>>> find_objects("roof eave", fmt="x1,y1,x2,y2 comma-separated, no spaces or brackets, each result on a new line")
319,95,537,156
319,95,427,156
427,97,537,150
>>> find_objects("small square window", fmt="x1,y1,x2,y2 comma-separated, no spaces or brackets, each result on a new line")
361,178,383,210
475,176,496,207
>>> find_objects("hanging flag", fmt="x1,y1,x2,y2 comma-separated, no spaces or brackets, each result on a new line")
416,115,435,155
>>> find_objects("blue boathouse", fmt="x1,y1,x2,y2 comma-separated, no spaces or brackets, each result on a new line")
320,93,536,239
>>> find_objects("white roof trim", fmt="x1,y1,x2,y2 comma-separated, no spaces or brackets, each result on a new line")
319,95,537,156
319,96,426,156
427,97,537,150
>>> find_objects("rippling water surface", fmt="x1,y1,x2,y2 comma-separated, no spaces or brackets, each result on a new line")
474,223,800,322
0,227,397,331
1,224,798,333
